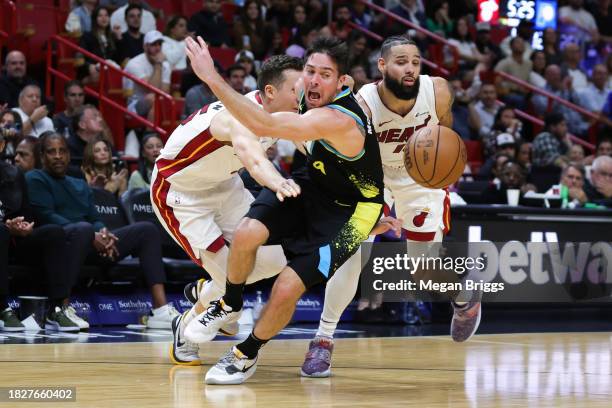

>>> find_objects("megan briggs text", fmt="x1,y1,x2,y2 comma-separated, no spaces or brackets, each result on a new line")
372,279,505,293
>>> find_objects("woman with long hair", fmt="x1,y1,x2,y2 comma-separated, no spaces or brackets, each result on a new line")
128,133,163,191
233,0,270,60
162,15,189,70
542,27,562,66
446,16,484,71
81,137,128,196
78,6,121,83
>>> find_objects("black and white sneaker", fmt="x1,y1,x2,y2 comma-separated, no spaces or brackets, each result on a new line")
205,346,258,385
184,279,206,304
184,299,240,343
169,313,201,366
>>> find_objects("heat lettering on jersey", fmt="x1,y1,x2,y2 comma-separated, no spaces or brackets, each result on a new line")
375,114,431,153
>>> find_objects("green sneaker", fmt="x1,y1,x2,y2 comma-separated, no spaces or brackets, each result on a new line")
45,307,79,332
0,307,25,332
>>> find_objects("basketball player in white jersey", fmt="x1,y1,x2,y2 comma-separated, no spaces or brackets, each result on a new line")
151,55,304,365
300,36,482,377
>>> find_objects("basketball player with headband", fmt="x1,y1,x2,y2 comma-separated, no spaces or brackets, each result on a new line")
300,35,482,378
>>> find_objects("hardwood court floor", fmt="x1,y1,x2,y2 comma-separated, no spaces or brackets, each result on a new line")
0,332,611,407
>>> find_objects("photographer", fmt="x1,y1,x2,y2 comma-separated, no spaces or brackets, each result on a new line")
0,110,23,162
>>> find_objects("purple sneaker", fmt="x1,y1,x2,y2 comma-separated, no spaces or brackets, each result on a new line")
451,301,482,342
300,336,334,377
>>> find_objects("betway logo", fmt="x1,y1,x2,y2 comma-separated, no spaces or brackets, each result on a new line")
375,115,431,153
117,300,152,311
468,226,612,284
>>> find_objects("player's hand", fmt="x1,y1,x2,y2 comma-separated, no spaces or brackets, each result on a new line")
370,216,403,237
274,178,301,202
185,36,217,84
342,75,355,91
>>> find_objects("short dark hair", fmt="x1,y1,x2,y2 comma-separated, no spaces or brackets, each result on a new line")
164,15,187,36
226,64,246,77
125,4,143,18
64,80,83,96
72,104,98,133
257,54,303,92
305,36,349,75
381,35,418,59
562,163,586,178
39,131,67,156
19,136,41,169
545,112,565,129
510,36,524,48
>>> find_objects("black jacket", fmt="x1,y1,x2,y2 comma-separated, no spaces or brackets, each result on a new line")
188,11,230,47
0,161,33,222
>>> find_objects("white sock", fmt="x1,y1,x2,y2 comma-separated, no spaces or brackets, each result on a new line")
317,247,363,339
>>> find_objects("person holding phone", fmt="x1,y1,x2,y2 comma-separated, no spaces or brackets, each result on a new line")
81,137,128,196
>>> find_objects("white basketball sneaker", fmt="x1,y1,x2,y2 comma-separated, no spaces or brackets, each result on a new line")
205,346,258,385
184,299,241,343
169,313,201,366
63,306,90,330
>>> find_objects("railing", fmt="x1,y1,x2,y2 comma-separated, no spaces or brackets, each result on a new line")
356,0,460,73
46,35,176,149
347,21,450,77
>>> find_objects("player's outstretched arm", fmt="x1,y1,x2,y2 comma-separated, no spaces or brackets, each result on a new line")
228,119,301,201
432,77,454,128
185,36,350,143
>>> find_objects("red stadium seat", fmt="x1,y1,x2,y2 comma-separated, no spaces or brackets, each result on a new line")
464,140,483,170
181,0,202,18
221,3,238,26
209,46,238,71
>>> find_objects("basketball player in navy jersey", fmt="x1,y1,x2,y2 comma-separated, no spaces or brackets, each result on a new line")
300,36,482,377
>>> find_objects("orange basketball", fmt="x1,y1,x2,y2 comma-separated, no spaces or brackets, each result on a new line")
403,125,467,189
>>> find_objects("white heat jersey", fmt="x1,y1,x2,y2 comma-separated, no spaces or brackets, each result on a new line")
155,91,275,191
358,75,438,169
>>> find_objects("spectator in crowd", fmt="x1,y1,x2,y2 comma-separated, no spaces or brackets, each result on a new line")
485,106,523,155
388,0,427,45
110,0,156,34
116,4,145,64
226,64,250,94
81,137,128,196
0,133,82,332
446,17,484,72
468,82,499,140
26,133,178,329
449,76,473,139
547,163,588,206
578,64,610,112
183,83,217,118
127,133,162,190
560,0,600,42
235,50,258,91
532,64,588,136
78,6,122,84
479,152,512,181
351,0,373,30
188,0,231,48
562,43,588,91
0,110,23,162
529,50,547,88
426,0,453,38
65,0,98,35
233,0,271,61
123,30,171,122
500,20,534,61
593,0,612,44
569,144,586,163
162,16,189,70
585,155,612,206
349,65,369,92
532,113,572,168
482,161,536,204
320,3,353,41
347,32,371,78
14,136,40,173
265,0,293,29
516,141,532,171
479,133,518,178
53,81,85,138
0,51,38,108
264,31,286,60
542,27,562,66
584,137,612,165
289,4,308,40
68,105,106,160
12,85,55,138
475,22,503,67
286,24,319,59
494,37,532,108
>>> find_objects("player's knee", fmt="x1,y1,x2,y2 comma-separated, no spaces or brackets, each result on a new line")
270,272,305,306
233,218,268,250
